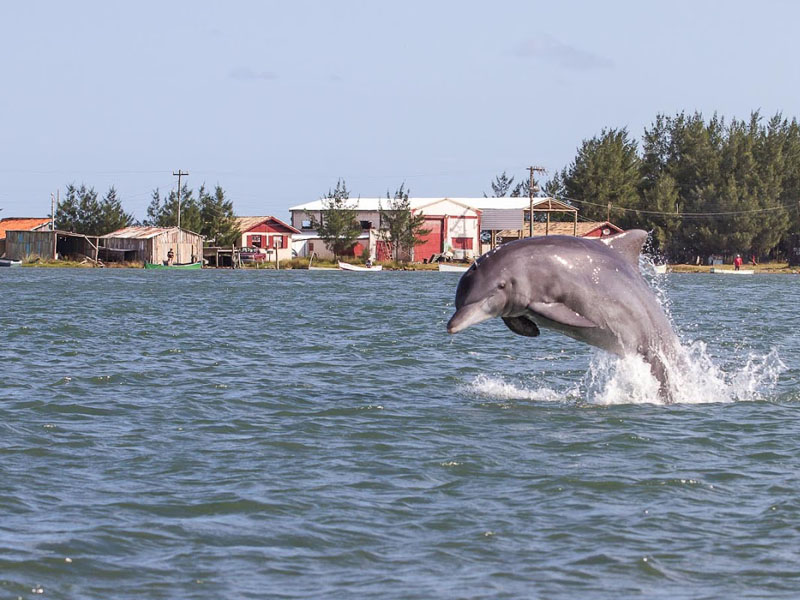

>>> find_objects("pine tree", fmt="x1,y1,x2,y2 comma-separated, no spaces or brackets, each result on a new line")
144,189,164,226
311,179,362,259
485,171,515,197
144,184,202,232
98,186,134,234
378,183,429,261
200,185,238,246
55,184,81,232
563,128,641,229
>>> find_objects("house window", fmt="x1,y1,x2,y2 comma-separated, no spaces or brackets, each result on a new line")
301,220,312,229
360,220,372,230
309,242,315,252
452,237,473,250
251,235,262,248
273,236,283,249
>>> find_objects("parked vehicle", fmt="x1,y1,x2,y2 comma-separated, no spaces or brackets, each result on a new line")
239,247,267,262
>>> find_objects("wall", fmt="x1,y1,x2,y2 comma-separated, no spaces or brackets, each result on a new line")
102,229,203,264
5,231,55,260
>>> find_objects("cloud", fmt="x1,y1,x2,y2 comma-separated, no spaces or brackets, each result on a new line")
228,67,278,82
513,34,613,71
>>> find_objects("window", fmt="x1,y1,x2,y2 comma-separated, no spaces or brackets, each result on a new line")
301,220,312,229
250,235,262,248
308,242,315,252
273,236,283,249
452,237,473,250
360,220,372,230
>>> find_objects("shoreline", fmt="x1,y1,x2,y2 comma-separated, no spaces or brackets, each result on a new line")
13,261,800,273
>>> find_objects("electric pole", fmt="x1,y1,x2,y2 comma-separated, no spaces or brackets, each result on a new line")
527,165,546,237
173,170,189,230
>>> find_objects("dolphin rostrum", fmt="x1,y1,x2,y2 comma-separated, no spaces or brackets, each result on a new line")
447,230,679,394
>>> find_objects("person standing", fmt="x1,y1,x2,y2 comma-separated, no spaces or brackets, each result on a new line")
734,254,743,271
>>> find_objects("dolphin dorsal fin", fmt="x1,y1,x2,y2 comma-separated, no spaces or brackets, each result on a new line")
600,229,647,265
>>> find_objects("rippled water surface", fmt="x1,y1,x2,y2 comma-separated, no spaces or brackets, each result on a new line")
1,268,799,599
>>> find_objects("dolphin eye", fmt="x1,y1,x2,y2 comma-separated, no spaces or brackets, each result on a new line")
498,281,506,289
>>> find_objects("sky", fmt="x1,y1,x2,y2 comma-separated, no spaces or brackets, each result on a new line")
2,0,800,221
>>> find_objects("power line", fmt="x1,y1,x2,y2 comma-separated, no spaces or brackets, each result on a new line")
560,195,798,218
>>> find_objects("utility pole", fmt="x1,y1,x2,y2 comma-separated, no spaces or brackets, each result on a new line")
173,170,189,264
51,193,56,231
527,165,546,237
173,170,189,230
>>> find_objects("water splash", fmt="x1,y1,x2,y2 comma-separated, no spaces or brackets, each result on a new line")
467,374,568,403
466,344,785,406
584,344,785,405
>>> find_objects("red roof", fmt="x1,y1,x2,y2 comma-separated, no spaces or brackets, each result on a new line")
0,218,51,240
235,216,300,234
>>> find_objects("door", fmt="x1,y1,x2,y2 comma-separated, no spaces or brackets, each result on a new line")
414,218,443,262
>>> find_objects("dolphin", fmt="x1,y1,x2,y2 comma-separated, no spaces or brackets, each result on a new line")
446,230,679,393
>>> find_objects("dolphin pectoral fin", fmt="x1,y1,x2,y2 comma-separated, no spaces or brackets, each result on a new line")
502,316,540,337
529,302,598,328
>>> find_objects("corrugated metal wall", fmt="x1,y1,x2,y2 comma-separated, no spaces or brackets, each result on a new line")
481,209,524,230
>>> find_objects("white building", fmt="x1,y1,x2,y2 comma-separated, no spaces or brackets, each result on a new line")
288,197,483,262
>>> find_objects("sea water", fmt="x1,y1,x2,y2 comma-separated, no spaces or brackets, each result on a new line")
0,268,798,598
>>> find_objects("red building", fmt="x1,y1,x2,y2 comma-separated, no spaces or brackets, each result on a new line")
235,216,300,262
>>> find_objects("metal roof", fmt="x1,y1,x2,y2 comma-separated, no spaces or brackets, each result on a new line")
288,196,566,212
0,218,51,239
101,226,200,239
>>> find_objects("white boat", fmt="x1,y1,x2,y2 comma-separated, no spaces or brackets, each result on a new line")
338,261,382,272
0,258,21,267
653,264,667,274
438,263,470,273
710,267,754,275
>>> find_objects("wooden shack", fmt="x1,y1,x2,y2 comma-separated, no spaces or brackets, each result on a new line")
0,217,51,256
100,226,203,265
4,229,99,262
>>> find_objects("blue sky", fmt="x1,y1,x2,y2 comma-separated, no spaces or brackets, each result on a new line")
1,0,799,221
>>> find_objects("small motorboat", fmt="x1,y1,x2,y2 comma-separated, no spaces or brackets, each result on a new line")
338,261,383,272
653,264,667,274
438,263,470,273
144,261,202,270
710,267,754,275
0,258,21,267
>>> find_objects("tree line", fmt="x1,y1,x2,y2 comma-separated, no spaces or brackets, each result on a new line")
54,183,238,246
487,111,800,261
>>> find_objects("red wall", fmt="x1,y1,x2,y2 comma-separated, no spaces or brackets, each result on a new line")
415,218,444,261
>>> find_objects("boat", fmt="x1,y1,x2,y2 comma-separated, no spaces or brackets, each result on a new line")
144,261,203,270
653,264,667,274
338,261,383,272
438,263,470,273
710,267,754,275
0,258,21,267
